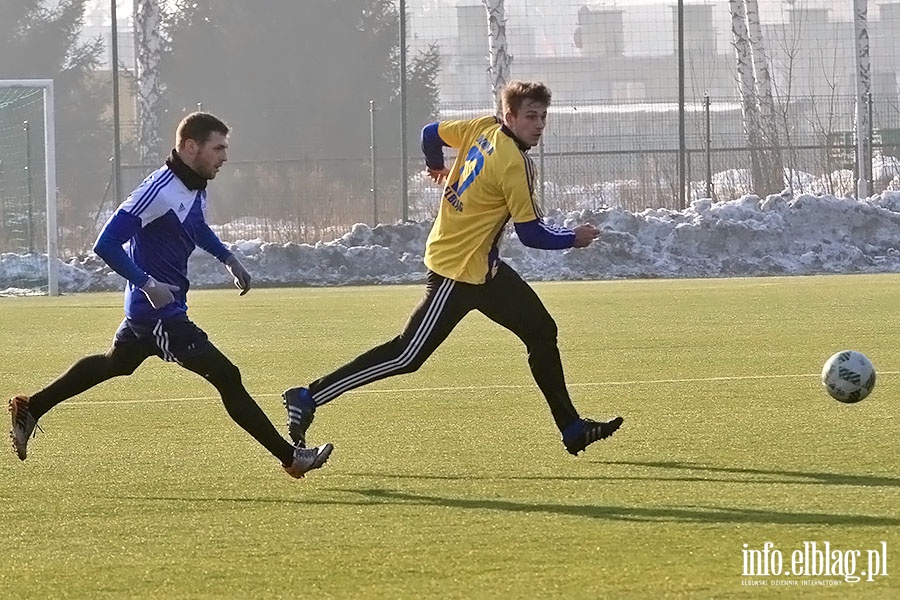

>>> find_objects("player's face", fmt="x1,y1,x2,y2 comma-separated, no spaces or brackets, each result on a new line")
186,132,229,180
505,99,548,148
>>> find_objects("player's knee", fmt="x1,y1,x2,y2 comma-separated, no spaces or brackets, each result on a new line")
394,362,419,376
216,361,243,386
106,352,141,376
527,315,559,345
395,354,427,375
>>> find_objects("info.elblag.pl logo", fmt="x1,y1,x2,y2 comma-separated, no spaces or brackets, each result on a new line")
741,541,889,585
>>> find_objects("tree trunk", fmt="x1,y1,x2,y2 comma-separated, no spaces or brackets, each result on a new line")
854,0,872,197
482,0,512,116
729,0,764,196
744,0,782,194
134,0,163,166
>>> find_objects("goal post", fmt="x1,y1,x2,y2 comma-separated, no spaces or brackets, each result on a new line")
0,79,58,296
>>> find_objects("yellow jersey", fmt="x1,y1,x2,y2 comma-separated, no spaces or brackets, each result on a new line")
424,116,542,284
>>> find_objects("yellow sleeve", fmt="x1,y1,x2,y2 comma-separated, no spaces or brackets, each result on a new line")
500,158,540,223
437,116,500,149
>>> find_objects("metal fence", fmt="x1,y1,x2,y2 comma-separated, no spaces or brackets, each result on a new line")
4,1,900,255
95,92,895,251
4,95,898,257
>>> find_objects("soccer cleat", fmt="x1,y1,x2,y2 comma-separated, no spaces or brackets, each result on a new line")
282,387,316,448
562,416,624,456
9,395,42,461
283,442,333,479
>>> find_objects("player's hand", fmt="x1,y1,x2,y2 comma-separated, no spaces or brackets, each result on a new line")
426,167,449,184
225,255,252,296
572,224,601,248
141,276,179,309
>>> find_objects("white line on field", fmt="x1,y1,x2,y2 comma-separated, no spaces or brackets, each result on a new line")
57,371,899,407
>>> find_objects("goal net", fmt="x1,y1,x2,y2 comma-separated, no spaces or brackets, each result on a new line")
0,80,58,296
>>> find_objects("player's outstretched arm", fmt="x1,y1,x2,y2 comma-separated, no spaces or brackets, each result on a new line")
225,255,251,295
514,219,576,250
93,210,153,288
193,220,251,295
572,224,600,248
421,122,448,175
140,276,180,309
426,167,450,184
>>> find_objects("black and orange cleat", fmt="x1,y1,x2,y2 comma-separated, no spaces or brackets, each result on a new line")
9,395,41,461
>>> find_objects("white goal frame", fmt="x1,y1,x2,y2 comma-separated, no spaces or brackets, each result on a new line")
0,79,58,295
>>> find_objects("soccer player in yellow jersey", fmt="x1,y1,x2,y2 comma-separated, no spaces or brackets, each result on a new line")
283,81,623,457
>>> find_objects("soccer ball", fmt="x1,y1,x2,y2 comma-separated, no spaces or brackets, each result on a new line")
821,350,876,403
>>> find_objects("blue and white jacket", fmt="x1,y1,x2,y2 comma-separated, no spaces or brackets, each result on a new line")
93,150,233,322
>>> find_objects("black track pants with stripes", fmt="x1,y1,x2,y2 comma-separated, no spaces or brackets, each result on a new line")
308,262,581,431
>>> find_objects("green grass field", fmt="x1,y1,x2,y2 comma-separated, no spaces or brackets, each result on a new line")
1,274,898,599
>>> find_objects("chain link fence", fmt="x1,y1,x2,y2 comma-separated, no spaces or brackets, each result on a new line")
5,1,900,256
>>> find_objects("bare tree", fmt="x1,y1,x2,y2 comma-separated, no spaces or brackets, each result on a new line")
134,0,163,165
482,0,511,115
744,0,783,193
766,0,842,195
854,0,872,197
766,2,802,193
802,31,854,196
729,0,764,195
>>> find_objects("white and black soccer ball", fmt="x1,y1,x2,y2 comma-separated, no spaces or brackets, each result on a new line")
821,350,876,403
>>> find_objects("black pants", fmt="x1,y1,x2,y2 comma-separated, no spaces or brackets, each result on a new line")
308,262,580,431
27,316,295,466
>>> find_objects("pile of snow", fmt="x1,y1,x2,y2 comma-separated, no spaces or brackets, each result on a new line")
5,191,900,294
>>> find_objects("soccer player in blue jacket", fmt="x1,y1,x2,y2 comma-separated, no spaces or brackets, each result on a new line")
283,81,623,457
9,112,331,479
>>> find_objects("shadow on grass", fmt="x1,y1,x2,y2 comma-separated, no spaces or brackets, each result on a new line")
338,489,900,526
344,461,900,488
106,489,900,526
597,460,900,488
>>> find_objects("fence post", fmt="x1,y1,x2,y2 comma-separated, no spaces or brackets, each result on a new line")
399,0,409,221
24,120,34,252
853,0,871,198
705,93,712,199
538,136,545,211
111,0,122,210
370,99,378,226
677,0,686,209
867,91,874,190
685,148,691,204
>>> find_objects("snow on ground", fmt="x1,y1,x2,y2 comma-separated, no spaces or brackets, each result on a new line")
4,190,900,294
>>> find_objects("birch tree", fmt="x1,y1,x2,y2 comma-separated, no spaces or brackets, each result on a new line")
729,0,764,195
134,0,163,164
482,0,511,115
744,0,782,193
854,0,871,197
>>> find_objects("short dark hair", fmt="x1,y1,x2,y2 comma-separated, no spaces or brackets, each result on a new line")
175,112,229,148
501,81,552,116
